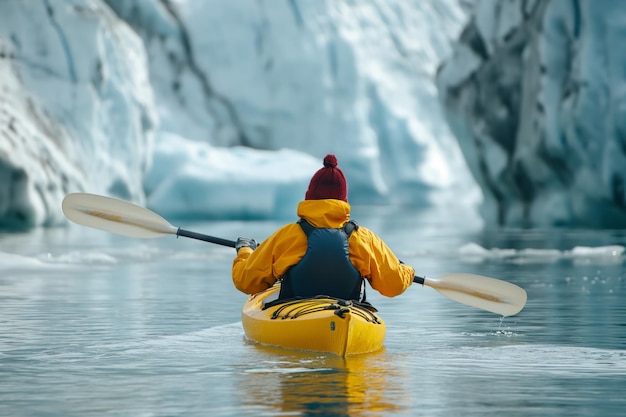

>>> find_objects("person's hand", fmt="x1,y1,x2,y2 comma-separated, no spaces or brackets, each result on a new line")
235,237,257,253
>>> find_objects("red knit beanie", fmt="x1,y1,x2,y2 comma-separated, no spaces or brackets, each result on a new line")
305,154,348,202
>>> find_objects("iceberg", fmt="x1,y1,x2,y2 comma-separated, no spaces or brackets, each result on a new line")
0,1,155,229
0,0,479,228
437,0,626,228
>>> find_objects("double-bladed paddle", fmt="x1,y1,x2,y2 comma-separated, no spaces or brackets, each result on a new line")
62,192,527,316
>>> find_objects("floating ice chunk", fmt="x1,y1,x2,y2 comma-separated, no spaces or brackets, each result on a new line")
41,251,118,266
569,246,625,257
458,242,491,256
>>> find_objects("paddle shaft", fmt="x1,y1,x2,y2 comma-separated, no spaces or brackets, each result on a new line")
177,228,236,247
62,193,526,316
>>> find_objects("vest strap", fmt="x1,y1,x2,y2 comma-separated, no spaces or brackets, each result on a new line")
298,218,359,237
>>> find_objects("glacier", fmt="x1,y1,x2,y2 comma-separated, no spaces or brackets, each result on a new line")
0,0,155,229
1,0,476,230
437,0,626,228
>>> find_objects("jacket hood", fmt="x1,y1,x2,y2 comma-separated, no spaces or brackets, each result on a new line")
296,199,351,228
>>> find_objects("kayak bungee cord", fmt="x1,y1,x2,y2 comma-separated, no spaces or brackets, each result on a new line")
269,298,381,323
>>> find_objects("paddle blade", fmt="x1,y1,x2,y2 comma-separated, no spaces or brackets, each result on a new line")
62,193,178,238
424,273,527,316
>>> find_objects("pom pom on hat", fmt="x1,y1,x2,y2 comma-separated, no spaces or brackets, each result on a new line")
323,154,338,168
305,154,348,202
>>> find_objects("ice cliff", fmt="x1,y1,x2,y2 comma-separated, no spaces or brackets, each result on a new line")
0,1,154,228
0,0,476,229
437,0,626,228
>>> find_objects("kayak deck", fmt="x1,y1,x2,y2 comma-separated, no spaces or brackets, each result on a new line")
242,284,386,356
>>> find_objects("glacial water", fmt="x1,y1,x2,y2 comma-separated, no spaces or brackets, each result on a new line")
1,207,625,417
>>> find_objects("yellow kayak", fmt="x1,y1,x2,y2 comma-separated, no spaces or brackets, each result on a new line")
241,283,386,356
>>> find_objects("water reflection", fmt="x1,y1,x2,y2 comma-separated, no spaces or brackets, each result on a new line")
238,345,408,416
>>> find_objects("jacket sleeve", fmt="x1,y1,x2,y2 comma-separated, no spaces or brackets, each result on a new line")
232,235,278,295
350,227,415,297
232,224,308,295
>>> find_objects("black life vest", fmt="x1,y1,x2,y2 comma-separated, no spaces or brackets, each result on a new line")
279,219,365,301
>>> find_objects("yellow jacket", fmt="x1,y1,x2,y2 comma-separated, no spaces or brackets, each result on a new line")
232,199,415,297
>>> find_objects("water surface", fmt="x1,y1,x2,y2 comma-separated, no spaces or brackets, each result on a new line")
1,209,625,416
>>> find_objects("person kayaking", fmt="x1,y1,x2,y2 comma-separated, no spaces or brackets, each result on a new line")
232,154,415,301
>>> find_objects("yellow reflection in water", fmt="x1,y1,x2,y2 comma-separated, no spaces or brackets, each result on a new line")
238,344,409,416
